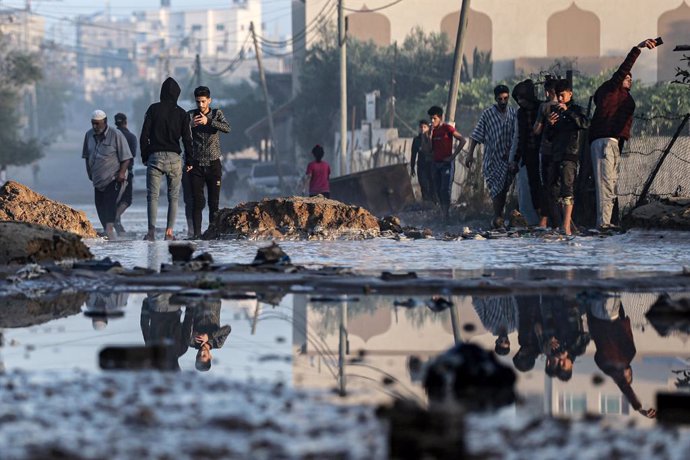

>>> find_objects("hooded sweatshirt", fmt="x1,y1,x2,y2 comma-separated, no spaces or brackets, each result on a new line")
139,77,193,164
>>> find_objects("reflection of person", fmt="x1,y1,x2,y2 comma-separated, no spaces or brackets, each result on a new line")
512,297,542,372
305,145,331,198
140,293,193,371
465,86,517,229
589,39,658,230
410,120,434,203
587,295,656,418
538,296,589,382
140,77,193,241
185,86,231,239
473,296,518,356
82,109,132,240
85,291,129,330
189,299,231,372
113,113,137,234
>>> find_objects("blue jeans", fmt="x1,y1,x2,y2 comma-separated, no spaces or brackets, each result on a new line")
146,151,182,231
431,161,454,207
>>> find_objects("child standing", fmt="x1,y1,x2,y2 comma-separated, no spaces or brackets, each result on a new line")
305,144,331,198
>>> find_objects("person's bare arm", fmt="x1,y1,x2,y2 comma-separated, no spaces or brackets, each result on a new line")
464,138,478,168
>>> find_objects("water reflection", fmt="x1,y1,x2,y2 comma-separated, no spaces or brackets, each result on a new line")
1,288,688,423
140,293,192,371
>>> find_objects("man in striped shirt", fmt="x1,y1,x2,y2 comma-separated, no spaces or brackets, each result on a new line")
465,85,517,229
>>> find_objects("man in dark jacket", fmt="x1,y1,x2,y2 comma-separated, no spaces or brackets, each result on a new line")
186,86,231,238
189,299,231,372
547,79,589,235
589,39,658,229
140,77,193,241
410,120,434,203
114,113,136,234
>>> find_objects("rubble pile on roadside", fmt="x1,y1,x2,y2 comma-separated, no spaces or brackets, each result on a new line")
205,196,381,240
0,181,96,237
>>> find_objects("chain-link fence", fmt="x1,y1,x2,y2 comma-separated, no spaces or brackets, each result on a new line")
618,114,690,214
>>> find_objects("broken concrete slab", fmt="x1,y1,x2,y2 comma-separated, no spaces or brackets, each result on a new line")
204,196,381,240
0,221,93,265
623,197,690,231
0,181,97,238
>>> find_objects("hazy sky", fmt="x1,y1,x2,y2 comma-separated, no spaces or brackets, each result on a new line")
4,0,292,40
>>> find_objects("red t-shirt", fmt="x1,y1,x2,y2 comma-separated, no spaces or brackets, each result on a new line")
306,161,330,194
431,123,456,162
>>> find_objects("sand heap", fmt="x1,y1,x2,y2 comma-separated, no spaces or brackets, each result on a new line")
0,180,96,238
204,196,381,240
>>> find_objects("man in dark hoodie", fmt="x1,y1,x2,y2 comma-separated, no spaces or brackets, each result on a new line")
140,77,193,241
589,38,658,230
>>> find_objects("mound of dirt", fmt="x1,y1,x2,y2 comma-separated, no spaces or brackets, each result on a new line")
0,221,93,264
0,180,96,238
204,196,381,240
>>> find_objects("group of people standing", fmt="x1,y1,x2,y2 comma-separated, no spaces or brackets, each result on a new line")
82,77,230,241
411,37,658,234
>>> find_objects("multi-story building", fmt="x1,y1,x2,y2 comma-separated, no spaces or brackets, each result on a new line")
293,0,690,85
0,7,45,52
75,0,269,100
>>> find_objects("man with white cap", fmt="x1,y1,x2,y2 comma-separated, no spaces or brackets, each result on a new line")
82,109,132,240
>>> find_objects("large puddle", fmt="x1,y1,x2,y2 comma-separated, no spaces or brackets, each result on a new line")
2,288,688,428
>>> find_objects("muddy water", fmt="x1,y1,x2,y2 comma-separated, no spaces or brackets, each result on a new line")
1,289,688,427
80,203,690,272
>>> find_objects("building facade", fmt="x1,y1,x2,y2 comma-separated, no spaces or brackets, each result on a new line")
293,0,690,84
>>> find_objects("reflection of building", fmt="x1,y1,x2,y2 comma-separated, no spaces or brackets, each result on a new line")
293,0,690,83
292,291,690,424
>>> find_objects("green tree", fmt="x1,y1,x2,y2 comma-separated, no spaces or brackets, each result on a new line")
0,35,43,168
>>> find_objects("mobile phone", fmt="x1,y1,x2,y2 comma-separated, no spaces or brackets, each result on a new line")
655,36,664,46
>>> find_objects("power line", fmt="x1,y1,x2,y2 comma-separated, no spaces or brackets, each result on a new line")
343,0,404,13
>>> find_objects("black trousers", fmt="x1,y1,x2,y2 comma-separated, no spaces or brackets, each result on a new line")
95,180,118,229
182,168,194,224
190,159,222,236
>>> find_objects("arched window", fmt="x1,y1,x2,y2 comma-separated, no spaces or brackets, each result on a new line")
441,9,492,70
547,3,600,57
658,2,690,81
347,8,391,47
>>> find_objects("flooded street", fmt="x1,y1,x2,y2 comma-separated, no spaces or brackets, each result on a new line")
3,149,690,458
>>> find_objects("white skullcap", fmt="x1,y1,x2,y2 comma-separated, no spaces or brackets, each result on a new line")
91,109,107,121
92,318,108,330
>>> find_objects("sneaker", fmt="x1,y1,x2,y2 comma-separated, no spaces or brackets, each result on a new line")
143,233,155,241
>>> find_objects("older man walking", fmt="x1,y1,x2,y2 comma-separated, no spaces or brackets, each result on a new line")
82,109,132,241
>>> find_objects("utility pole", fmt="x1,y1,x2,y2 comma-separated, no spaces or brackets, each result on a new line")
389,41,397,128
446,0,472,125
195,53,202,87
338,0,348,176
250,21,283,189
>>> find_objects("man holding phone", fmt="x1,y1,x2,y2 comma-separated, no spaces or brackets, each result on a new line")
589,38,659,230
186,86,230,239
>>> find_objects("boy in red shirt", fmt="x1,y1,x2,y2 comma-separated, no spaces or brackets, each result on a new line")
305,144,331,198
427,105,466,222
